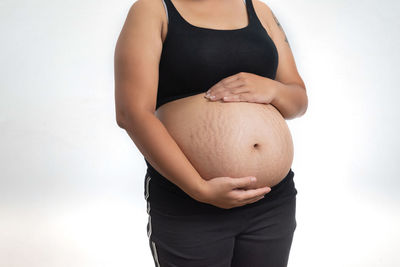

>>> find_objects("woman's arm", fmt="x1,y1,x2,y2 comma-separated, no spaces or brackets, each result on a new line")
201,2,307,119
258,1,308,119
114,0,206,201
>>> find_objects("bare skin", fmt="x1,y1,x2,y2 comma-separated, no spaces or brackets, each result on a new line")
159,0,307,117
270,9,290,47
114,0,306,209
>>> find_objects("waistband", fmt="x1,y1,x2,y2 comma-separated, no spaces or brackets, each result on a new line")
145,167,296,216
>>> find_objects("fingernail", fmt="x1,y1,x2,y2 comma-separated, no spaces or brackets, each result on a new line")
210,95,215,99
251,177,256,182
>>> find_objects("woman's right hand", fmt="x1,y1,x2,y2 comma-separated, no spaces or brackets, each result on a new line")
196,176,272,209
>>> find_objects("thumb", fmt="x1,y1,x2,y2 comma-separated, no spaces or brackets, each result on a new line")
231,176,257,189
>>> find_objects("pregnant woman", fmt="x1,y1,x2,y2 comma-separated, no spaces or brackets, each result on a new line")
114,0,307,266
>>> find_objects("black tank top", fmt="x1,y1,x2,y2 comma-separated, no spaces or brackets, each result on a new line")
155,0,279,110
145,0,279,181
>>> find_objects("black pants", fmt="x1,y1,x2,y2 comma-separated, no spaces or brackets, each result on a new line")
144,168,298,267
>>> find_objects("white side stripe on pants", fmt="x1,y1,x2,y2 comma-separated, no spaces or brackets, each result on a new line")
145,173,161,267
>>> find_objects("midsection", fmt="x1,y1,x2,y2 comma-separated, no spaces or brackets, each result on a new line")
155,92,294,188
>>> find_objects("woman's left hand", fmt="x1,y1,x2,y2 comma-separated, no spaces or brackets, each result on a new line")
204,72,277,104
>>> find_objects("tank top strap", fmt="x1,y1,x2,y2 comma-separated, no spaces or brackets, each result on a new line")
161,0,184,26
245,0,263,29
162,0,260,30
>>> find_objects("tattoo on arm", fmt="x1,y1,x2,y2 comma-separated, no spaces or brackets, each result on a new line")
271,10,290,47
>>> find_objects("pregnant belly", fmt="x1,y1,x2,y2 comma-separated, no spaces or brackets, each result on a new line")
155,92,294,189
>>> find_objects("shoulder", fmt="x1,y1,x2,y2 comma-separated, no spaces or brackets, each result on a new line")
252,0,276,33
124,0,166,27
253,0,274,17
115,0,166,61
128,0,163,13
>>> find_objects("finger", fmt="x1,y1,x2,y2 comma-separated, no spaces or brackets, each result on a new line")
211,84,247,99
219,87,249,101
230,85,249,94
244,194,265,205
237,187,271,202
206,76,242,96
206,87,240,101
220,73,241,84
230,176,257,189
222,94,240,102
237,92,256,102
221,78,246,89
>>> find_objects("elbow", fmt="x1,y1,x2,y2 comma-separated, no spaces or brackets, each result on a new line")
300,89,308,116
116,111,130,129
115,108,153,129
295,89,308,118
301,102,308,117
285,88,308,120
115,106,125,128
116,117,126,129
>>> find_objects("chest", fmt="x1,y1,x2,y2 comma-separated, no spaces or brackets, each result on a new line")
159,27,278,90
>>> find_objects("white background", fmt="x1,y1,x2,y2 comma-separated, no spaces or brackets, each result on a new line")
1,0,399,266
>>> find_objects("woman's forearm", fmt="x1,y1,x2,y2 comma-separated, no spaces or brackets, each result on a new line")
118,111,207,201
270,80,308,120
